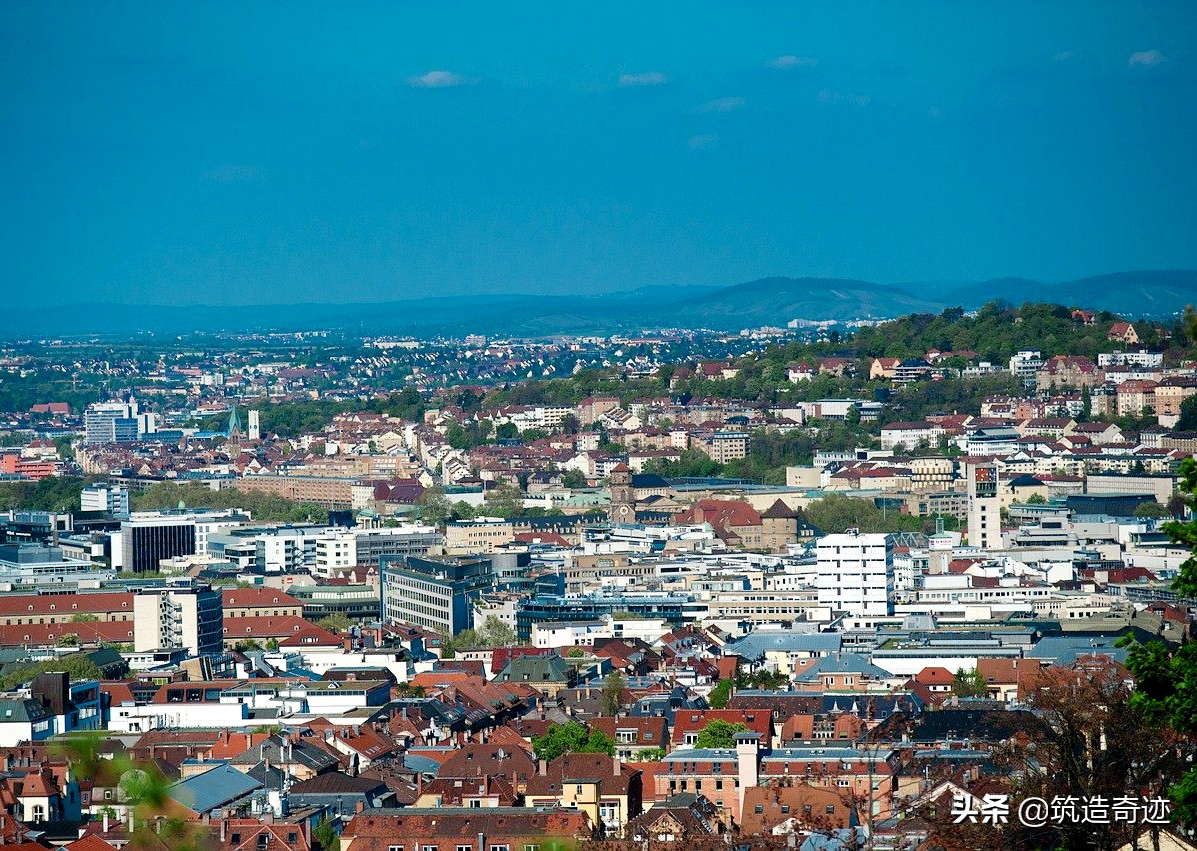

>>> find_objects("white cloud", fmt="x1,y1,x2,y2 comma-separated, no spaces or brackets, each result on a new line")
202,165,260,183
619,72,668,87
1052,50,1075,63
695,96,745,113
817,88,870,107
1128,49,1167,68
768,55,818,70
408,70,475,88
687,134,719,150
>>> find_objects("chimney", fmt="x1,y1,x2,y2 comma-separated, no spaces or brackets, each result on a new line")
613,755,621,776
102,812,109,833
354,801,365,815
220,820,227,843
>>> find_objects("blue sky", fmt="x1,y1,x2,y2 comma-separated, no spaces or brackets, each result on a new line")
2,2,1194,306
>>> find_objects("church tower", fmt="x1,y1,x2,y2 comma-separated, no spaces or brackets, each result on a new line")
608,463,634,524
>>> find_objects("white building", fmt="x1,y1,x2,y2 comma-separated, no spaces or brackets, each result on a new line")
1009,351,1044,383
80,483,130,516
133,579,223,656
966,461,1002,550
815,530,894,617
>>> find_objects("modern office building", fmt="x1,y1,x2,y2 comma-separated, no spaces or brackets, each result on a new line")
120,515,197,574
515,590,706,642
815,529,894,617
132,579,223,656
380,554,494,635
83,399,154,445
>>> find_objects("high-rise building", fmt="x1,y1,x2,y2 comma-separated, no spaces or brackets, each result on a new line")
80,483,130,517
815,529,894,617
133,579,223,656
83,400,141,445
967,460,1002,550
381,554,494,635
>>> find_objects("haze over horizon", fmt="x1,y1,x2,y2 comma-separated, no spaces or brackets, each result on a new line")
2,3,1195,308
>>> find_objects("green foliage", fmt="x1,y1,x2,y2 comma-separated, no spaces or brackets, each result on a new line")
951,667,988,697
694,719,748,749
0,651,102,690
241,389,427,438
132,481,329,524
482,481,524,518
532,721,615,761
601,670,626,716
0,476,92,511
70,613,100,623
312,817,339,851
803,493,930,535
634,747,666,762
879,374,1024,425
852,301,1151,363
1177,395,1197,431
1124,455,1197,825
707,679,733,709
1134,501,1170,518
561,468,588,489
315,613,352,632
441,616,517,654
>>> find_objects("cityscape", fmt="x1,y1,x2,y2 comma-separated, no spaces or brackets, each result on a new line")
2,5,1197,851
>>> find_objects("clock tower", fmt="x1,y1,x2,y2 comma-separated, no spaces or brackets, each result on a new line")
608,463,635,524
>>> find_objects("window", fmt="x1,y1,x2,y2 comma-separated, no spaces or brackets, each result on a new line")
490,845,510,851
457,846,472,851
258,834,269,850
780,805,790,814
231,835,242,845
826,805,835,814
288,835,298,845
388,846,402,851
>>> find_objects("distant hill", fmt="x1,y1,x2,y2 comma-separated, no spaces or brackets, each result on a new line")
672,277,942,326
943,270,1197,317
4,269,1195,337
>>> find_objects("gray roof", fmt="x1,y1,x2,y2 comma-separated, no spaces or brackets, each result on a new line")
167,763,263,813
792,652,892,682
725,631,841,660
1026,635,1129,665
403,753,443,776
495,653,572,684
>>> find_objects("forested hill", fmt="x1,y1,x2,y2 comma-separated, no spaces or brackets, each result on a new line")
850,302,1173,362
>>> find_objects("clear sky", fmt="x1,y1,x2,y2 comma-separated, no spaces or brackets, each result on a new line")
2,2,1194,307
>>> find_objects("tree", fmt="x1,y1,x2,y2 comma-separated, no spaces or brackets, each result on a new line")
532,721,614,761
601,670,626,716
417,486,453,525
478,615,516,647
1123,455,1197,827
315,613,352,633
1177,395,1197,431
561,468,587,489
950,667,987,697
482,481,524,518
708,679,734,709
312,817,339,851
1134,501,1171,518
635,747,666,762
70,613,100,623
1025,493,1047,505
694,719,748,749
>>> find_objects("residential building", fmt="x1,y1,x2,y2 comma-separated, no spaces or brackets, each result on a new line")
132,579,224,656
815,530,894,617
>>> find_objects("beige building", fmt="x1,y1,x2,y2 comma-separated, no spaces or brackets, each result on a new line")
236,475,357,509
444,519,515,554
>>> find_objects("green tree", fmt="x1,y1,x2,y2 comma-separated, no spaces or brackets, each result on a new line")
315,613,352,632
482,481,524,518
1124,455,1197,826
1177,395,1197,431
601,670,626,716
950,667,987,697
532,721,614,761
708,679,734,709
1134,501,1171,518
312,817,338,851
417,486,453,525
478,615,516,647
694,719,748,749
561,469,587,489
71,613,100,623
1025,493,1047,505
